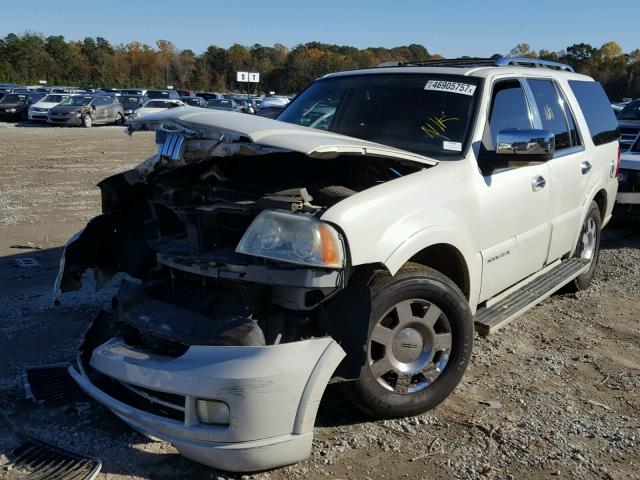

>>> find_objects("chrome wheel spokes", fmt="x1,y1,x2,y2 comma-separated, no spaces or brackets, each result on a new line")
580,217,597,261
368,298,452,394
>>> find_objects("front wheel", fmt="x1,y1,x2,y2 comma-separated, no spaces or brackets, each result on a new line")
343,264,474,418
565,201,602,292
115,113,124,125
81,114,93,128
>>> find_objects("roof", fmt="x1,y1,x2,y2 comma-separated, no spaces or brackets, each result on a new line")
323,57,593,81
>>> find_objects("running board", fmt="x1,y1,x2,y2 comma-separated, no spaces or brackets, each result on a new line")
474,258,590,336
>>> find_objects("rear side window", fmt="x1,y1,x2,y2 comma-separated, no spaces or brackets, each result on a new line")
568,80,619,146
528,79,578,150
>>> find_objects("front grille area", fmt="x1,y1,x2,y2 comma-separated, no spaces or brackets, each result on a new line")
89,370,185,422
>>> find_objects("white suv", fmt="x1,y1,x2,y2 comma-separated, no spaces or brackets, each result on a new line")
56,58,620,472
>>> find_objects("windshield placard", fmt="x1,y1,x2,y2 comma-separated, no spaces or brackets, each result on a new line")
425,80,476,96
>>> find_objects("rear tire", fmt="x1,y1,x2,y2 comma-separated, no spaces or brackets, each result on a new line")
343,263,473,418
565,201,602,292
81,114,93,128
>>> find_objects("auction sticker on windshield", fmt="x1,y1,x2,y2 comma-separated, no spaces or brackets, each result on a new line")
425,80,476,96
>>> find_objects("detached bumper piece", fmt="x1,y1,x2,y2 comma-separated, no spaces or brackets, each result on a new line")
70,336,345,472
2,439,101,480
24,363,86,406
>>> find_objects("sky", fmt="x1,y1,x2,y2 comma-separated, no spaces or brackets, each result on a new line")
4,0,639,57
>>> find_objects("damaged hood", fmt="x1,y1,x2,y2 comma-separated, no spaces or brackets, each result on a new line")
127,107,438,166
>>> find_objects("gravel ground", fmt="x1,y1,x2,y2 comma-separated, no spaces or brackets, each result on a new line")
0,124,638,480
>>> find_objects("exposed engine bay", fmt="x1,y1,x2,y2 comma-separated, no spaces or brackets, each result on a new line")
56,130,426,379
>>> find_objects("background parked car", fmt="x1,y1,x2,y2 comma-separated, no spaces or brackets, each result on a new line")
28,93,74,121
260,95,290,107
617,99,640,150
0,83,17,93
196,92,224,101
231,97,254,113
256,104,285,118
120,88,147,96
0,92,45,121
146,89,180,100
176,89,195,97
133,99,185,119
117,94,149,118
204,98,240,111
179,96,205,107
47,95,124,127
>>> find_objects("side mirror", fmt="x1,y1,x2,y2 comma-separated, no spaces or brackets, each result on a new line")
496,129,555,163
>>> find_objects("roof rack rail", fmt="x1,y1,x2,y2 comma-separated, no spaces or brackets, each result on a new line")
376,56,575,72
495,57,575,72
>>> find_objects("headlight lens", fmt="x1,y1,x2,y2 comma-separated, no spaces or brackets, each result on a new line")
236,210,344,268
196,399,230,425
7,108,16,113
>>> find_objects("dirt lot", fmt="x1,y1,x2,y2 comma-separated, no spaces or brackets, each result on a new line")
0,124,638,480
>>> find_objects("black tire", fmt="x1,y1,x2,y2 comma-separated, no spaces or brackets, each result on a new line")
81,114,93,128
343,263,474,418
115,113,123,125
565,201,602,292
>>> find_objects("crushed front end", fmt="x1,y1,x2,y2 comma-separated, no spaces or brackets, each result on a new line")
55,114,426,471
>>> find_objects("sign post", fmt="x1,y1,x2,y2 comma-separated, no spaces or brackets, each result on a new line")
236,71,260,109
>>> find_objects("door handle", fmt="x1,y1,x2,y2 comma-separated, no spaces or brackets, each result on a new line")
531,175,546,191
581,161,592,175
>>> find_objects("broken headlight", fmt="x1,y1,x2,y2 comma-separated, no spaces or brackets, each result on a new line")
236,210,344,268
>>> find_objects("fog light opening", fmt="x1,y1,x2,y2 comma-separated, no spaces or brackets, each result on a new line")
196,399,230,425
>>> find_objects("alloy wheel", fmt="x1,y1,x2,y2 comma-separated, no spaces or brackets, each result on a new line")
367,299,452,394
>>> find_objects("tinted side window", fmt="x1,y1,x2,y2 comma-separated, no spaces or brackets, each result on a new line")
568,80,620,146
559,87,580,147
485,80,532,149
528,79,572,150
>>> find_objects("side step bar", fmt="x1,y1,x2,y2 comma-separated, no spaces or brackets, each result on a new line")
474,258,590,336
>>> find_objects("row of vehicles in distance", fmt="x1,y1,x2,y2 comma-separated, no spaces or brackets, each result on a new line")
614,98,640,218
0,83,294,125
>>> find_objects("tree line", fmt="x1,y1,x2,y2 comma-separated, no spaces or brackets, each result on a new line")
1,33,638,100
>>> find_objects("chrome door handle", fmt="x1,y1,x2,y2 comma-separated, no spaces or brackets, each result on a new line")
581,161,592,174
531,175,546,191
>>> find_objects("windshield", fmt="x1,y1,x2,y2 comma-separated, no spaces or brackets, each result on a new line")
147,90,172,99
618,100,640,121
144,100,178,108
206,99,233,109
119,96,142,106
181,97,201,106
42,95,67,103
277,73,480,158
60,96,93,106
1,94,27,104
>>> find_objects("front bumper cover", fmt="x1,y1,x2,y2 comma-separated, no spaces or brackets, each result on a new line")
70,336,345,472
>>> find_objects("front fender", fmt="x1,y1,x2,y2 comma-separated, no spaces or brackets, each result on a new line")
382,223,481,309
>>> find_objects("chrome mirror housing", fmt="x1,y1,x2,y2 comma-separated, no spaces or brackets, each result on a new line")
496,129,555,161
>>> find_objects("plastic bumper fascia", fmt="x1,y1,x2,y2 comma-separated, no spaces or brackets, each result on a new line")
69,337,345,472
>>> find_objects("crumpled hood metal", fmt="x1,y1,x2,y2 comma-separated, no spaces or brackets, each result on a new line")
127,106,438,166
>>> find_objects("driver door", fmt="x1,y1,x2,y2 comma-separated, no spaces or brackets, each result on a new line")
476,79,552,301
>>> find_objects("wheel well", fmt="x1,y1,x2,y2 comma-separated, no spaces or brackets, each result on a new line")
408,244,470,300
593,189,607,220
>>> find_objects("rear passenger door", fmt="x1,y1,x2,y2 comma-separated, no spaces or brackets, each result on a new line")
91,98,105,122
525,78,591,262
